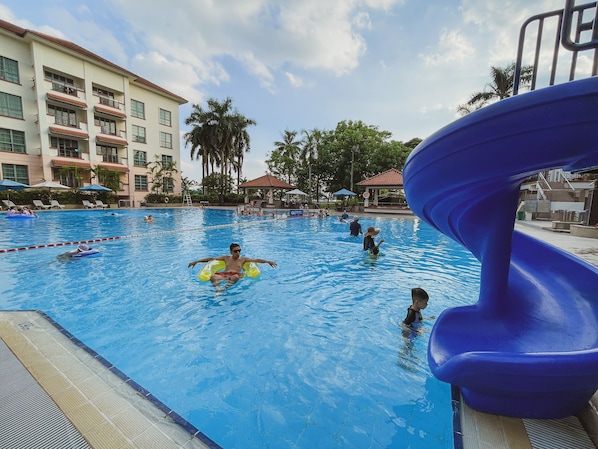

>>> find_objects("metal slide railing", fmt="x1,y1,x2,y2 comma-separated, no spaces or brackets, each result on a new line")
514,0,598,95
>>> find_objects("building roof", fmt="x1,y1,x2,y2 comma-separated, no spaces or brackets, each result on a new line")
239,175,295,189
356,168,404,187
0,19,187,105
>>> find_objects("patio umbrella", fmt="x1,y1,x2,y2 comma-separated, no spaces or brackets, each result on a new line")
285,188,308,208
332,188,356,196
287,188,307,196
0,179,29,201
79,184,112,192
30,180,71,201
30,180,71,190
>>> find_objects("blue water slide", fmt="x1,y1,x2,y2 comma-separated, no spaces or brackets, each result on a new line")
403,76,598,419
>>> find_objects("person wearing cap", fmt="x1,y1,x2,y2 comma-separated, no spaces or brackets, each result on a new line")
363,226,384,255
188,242,277,289
349,217,362,237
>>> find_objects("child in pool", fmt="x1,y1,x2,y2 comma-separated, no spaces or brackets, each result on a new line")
403,287,429,327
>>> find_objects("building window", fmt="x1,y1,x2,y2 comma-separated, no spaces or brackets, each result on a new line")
131,99,145,119
50,137,80,158
134,150,147,167
49,104,77,127
94,116,116,134
135,174,148,191
44,70,77,95
163,177,174,192
53,167,80,188
93,86,116,108
0,128,25,153
132,125,146,143
161,154,173,166
0,56,19,83
2,163,29,184
0,92,23,119
97,145,119,163
159,108,171,126
160,131,172,149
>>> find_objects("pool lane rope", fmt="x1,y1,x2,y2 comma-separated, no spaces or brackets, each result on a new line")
0,220,265,253
0,214,317,253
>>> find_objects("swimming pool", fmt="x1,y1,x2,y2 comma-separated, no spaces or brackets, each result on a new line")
0,208,480,449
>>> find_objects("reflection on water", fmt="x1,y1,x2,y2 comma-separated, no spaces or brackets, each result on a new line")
0,209,480,449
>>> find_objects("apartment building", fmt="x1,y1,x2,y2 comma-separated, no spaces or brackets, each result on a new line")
0,19,187,207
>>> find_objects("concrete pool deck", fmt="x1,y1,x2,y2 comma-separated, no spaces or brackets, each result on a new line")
1,214,598,448
0,310,220,449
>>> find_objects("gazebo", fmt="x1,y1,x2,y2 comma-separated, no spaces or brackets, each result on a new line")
239,174,295,206
356,168,412,214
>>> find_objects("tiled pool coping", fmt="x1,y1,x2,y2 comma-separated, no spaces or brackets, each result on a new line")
0,310,221,449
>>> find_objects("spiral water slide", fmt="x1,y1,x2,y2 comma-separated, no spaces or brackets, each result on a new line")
403,76,598,419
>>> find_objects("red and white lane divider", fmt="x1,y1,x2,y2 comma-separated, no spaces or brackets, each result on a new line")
0,219,275,253
0,236,122,253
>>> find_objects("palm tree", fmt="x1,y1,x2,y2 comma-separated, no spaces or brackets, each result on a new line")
230,113,256,188
457,62,534,115
184,98,255,188
301,128,323,199
273,130,302,184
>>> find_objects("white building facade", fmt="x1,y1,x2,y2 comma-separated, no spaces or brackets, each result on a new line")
0,19,187,206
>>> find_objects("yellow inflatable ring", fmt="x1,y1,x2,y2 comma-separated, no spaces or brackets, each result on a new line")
197,260,261,281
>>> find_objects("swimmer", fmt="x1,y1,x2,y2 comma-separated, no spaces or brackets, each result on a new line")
144,215,154,222
188,242,277,289
349,217,362,236
363,227,384,256
57,244,94,260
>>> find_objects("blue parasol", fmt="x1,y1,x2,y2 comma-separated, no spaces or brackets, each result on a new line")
332,188,356,196
79,184,112,192
0,179,29,201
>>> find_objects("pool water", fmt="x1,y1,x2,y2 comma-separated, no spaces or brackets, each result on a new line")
0,208,480,449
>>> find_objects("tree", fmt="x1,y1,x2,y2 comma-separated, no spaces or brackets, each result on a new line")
201,173,234,199
457,62,534,115
91,166,122,192
57,165,83,188
267,130,302,184
298,128,323,199
184,97,256,191
147,155,178,195
181,176,199,194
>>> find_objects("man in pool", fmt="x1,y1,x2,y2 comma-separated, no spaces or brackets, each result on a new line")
188,243,277,289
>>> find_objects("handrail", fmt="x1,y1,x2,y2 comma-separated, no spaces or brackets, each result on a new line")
514,1,598,94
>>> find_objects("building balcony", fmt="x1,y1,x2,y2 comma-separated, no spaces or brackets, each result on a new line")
47,91,87,109
96,132,128,147
48,124,89,140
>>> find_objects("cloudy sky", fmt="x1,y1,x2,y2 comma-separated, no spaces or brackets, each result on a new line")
0,0,583,182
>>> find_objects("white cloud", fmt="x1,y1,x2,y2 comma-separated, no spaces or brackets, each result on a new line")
418,29,475,67
285,72,303,88
130,52,205,104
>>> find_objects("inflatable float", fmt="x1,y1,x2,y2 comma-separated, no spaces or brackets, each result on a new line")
198,259,261,281
70,248,101,258
68,244,101,258
6,214,36,219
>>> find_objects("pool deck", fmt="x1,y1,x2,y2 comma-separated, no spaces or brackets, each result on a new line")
2,214,598,448
0,310,220,449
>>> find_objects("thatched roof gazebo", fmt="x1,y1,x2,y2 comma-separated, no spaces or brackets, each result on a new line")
357,168,411,214
239,174,295,206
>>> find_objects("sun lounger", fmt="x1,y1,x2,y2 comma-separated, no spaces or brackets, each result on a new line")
2,199,26,209
50,200,65,209
95,200,109,209
33,199,52,210
82,200,96,209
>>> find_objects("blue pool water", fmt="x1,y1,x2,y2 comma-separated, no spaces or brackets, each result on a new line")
0,208,480,449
